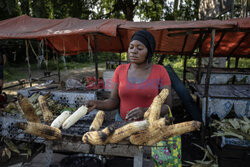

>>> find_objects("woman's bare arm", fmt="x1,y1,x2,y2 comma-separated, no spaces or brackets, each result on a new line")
87,82,120,111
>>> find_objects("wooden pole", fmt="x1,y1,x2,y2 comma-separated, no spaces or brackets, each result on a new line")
56,53,60,82
227,56,231,68
197,33,209,84
183,55,187,85
25,40,32,87
231,0,234,18
94,35,98,86
235,57,239,68
204,29,216,125
119,52,122,64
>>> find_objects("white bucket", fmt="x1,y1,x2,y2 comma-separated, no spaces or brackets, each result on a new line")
103,71,115,92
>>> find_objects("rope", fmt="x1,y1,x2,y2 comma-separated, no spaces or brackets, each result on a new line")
28,40,39,60
45,39,49,71
88,36,93,62
62,37,67,70
28,40,45,68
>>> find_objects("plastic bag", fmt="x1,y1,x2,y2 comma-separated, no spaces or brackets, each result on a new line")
65,79,83,90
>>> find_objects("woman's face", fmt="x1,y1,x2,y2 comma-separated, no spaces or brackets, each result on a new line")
128,40,148,64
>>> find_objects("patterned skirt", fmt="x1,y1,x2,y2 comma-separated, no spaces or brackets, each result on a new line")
151,135,182,167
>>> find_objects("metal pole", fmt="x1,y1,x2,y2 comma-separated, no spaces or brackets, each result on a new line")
204,29,216,125
94,35,98,86
25,40,32,87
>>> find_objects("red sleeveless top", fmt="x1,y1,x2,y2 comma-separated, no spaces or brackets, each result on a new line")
111,63,171,120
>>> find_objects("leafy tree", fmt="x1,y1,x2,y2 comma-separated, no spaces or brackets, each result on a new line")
51,0,98,19
19,0,31,16
95,0,139,20
0,0,21,20
30,0,53,18
137,0,165,21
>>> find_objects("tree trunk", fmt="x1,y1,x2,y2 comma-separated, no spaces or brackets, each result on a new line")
19,0,31,15
174,0,179,19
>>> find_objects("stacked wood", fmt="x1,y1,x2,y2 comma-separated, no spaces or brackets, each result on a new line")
83,88,201,146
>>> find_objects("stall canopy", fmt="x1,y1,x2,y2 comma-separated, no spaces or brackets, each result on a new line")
0,15,249,57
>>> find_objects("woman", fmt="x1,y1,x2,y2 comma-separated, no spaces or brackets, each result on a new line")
87,30,181,166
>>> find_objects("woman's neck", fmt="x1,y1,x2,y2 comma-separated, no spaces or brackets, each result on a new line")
130,62,152,70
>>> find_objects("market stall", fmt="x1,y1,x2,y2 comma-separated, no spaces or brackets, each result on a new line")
0,15,249,166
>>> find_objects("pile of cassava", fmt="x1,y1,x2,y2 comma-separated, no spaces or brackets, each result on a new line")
13,89,201,146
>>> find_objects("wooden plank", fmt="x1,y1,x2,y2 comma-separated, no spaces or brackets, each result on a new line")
52,141,91,153
133,152,143,167
95,144,142,157
186,67,250,75
52,141,147,158
94,35,99,86
25,40,32,87
195,85,250,99
205,29,216,125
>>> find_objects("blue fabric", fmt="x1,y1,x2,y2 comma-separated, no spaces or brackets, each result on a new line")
115,112,123,121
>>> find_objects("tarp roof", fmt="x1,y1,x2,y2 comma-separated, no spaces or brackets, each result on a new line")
0,15,249,57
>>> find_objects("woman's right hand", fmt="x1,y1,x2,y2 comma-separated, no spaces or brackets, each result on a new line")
86,100,97,113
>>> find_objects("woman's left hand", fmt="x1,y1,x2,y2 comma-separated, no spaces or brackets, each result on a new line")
125,107,146,121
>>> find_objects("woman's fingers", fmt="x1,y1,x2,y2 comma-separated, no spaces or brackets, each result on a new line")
126,107,138,116
87,104,96,113
125,108,137,119
87,101,97,113
126,107,143,121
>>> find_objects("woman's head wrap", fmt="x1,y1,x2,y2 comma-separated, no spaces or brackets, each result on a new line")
131,30,156,63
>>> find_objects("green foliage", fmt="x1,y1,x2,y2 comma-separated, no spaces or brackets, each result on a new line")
31,0,51,18
138,0,168,21
238,58,250,68
4,66,27,82
51,0,97,19
0,0,21,20
161,55,197,80
19,0,31,15
178,0,198,20
94,0,138,20
228,58,250,68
